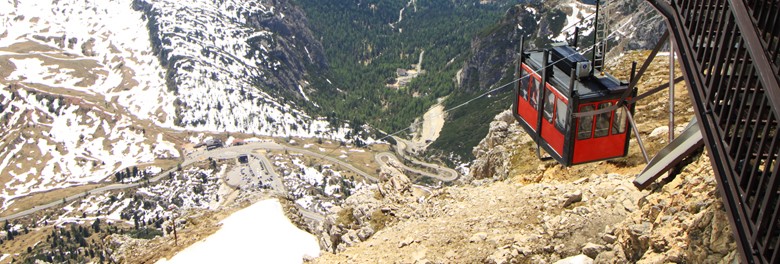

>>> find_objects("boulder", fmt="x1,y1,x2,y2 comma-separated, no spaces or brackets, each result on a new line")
581,243,606,259
357,226,375,241
469,232,488,243
486,247,518,264
563,190,583,207
554,254,594,264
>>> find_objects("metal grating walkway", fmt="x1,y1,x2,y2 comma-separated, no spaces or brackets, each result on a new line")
646,0,780,263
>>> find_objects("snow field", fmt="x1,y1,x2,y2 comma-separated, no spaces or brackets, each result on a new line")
0,0,176,127
157,199,320,264
0,88,179,208
552,2,596,42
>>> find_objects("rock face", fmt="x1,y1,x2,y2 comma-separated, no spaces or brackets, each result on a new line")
313,168,651,263
595,156,738,263
469,110,531,181
314,170,418,253
313,152,737,264
612,0,668,51
457,4,540,93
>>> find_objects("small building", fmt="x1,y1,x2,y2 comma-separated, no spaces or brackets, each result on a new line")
205,139,224,150
396,68,408,77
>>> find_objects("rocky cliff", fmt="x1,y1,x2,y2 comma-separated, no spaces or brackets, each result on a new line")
457,5,539,93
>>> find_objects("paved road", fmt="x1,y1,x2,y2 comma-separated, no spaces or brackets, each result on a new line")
375,152,457,181
0,142,307,221
0,140,455,222
374,137,458,182
194,142,376,181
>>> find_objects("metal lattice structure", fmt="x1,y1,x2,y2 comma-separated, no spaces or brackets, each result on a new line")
646,0,780,263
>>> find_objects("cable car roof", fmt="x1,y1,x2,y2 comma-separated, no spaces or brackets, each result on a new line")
525,50,629,101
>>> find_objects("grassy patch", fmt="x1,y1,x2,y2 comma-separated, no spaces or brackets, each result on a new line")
336,207,357,228
128,227,164,239
369,209,393,231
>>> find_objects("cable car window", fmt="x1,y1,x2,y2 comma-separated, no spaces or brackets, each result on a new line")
529,77,539,108
543,89,555,122
518,75,528,100
577,105,595,140
612,107,627,134
594,102,613,138
555,98,568,132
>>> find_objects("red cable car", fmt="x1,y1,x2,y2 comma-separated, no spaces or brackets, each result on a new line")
513,42,637,166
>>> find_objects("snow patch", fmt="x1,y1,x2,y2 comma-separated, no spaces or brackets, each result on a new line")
157,199,319,264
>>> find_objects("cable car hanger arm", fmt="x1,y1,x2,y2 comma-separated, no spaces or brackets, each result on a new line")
572,76,684,118
572,31,670,118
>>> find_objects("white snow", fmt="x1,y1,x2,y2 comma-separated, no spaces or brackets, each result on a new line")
132,0,351,139
554,254,593,264
297,85,311,102
6,58,84,89
0,0,354,141
106,198,133,222
273,153,362,214
0,89,181,205
552,2,596,42
0,0,177,127
154,134,181,159
291,158,324,185
157,199,320,264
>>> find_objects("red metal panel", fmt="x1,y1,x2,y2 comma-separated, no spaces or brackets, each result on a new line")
517,96,538,130
572,101,628,164
572,132,628,164
541,83,567,156
517,65,541,130
541,117,565,156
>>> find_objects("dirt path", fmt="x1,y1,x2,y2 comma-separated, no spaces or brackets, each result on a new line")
411,99,444,152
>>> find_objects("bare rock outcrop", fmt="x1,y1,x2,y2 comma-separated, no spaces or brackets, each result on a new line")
594,155,738,263
315,170,419,253
470,110,531,181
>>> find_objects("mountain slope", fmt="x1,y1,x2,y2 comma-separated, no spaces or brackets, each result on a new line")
0,0,186,209
0,0,345,212
0,0,176,127
132,0,332,135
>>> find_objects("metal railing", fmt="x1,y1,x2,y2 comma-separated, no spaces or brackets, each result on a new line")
646,0,780,263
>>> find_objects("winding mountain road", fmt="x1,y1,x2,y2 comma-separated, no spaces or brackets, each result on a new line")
375,136,458,182
0,140,456,222
375,152,457,182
